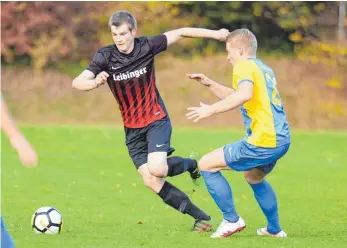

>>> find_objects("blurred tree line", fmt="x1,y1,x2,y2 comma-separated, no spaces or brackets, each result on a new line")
1,1,346,70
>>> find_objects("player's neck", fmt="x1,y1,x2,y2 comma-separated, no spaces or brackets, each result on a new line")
121,40,135,55
238,56,256,62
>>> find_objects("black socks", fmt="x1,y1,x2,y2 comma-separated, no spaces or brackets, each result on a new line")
158,181,210,221
167,156,197,177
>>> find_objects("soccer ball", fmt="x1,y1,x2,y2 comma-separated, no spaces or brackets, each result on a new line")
31,206,63,234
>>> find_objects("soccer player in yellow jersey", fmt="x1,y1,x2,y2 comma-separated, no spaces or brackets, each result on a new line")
186,28,290,238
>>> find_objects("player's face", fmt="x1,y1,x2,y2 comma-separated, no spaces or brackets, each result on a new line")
226,42,242,66
111,23,137,54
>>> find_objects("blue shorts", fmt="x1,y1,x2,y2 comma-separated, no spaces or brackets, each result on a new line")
223,140,290,174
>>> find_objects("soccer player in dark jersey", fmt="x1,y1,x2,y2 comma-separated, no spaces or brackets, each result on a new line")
72,10,229,231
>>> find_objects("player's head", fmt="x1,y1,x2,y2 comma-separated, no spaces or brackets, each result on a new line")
226,28,257,66
109,11,137,54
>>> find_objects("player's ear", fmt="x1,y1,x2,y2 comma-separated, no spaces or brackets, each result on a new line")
238,47,243,56
131,28,137,36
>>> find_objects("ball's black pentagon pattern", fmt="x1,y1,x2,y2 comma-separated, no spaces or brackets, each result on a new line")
32,207,63,234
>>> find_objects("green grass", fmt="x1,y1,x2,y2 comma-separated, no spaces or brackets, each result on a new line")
2,126,347,248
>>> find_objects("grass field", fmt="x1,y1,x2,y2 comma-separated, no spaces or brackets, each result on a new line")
1,125,347,248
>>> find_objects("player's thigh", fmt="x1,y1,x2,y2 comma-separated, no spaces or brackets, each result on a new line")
125,126,148,168
226,140,290,174
147,117,175,155
198,146,230,172
147,152,167,167
147,152,168,177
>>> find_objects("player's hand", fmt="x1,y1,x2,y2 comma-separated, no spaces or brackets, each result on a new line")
187,74,212,87
12,137,38,167
94,71,109,87
186,102,214,123
214,28,230,41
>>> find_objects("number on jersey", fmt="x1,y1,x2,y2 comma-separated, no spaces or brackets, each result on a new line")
265,72,282,106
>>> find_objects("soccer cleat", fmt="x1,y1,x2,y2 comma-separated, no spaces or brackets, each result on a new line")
210,217,246,238
256,227,287,238
192,219,213,232
189,167,202,186
189,167,201,180
188,152,202,186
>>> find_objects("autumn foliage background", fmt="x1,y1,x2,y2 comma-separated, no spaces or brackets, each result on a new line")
1,1,347,130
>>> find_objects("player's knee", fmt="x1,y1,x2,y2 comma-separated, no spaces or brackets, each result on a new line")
198,155,211,171
142,173,160,190
147,162,167,178
244,171,264,184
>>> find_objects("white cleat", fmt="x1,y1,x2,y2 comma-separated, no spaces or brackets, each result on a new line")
256,227,287,238
211,217,246,238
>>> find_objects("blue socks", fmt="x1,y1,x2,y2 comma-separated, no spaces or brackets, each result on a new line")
201,170,281,233
1,217,15,248
200,171,239,223
249,180,281,234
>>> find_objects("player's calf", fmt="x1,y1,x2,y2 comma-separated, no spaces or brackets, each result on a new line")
166,156,198,177
139,164,165,192
158,182,211,219
139,164,212,231
157,180,213,232
147,152,198,178
141,172,165,193
247,179,282,235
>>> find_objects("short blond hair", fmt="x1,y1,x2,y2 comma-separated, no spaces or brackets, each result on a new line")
227,28,257,56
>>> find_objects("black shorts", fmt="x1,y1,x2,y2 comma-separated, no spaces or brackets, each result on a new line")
124,117,175,169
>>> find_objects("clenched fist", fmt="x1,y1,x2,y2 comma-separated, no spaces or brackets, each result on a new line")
214,28,230,41
94,71,109,87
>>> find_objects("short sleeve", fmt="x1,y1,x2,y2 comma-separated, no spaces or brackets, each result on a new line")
148,35,168,56
86,52,108,76
232,60,255,90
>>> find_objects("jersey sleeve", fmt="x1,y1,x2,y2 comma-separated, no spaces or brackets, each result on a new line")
86,51,108,76
232,60,255,90
148,35,168,56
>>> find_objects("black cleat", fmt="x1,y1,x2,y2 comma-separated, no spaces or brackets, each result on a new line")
188,152,202,186
189,166,202,186
189,167,201,180
192,219,213,232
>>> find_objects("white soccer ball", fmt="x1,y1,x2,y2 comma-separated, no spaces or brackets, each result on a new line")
31,206,63,234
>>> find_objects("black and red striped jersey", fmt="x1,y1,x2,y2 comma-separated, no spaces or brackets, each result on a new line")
87,35,168,128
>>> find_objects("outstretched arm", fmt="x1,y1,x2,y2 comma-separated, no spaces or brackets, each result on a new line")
187,73,235,99
186,82,253,123
164,28,229,46
1,95,38,167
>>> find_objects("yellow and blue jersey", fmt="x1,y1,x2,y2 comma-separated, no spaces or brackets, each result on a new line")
232,58,290,148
